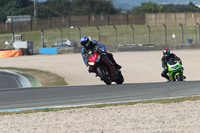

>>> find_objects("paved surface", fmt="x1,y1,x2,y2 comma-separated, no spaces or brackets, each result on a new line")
0,70,31,89
0,71,20,89
0,81,200,111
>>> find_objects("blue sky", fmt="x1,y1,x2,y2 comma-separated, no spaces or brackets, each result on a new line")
113,0,200,10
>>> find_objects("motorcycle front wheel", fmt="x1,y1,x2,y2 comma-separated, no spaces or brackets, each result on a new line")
176,74,183,81
115,72,124,84
96,66,111,85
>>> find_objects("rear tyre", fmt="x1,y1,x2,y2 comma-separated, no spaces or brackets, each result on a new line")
96,66,111,85
176,74,183,81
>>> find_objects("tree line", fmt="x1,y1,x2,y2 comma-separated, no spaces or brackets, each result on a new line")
131,1,200,14
0,0,199,23
0,0,120,22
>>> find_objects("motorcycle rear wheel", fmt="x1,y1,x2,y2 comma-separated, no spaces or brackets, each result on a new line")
96,66,111,85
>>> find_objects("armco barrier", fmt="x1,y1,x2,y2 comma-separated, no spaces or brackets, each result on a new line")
0,49,22,57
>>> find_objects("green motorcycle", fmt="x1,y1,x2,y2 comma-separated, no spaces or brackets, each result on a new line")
167,58,184,82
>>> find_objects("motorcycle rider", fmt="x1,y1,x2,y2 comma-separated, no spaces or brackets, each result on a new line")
80,36,121,73
161,48,186,81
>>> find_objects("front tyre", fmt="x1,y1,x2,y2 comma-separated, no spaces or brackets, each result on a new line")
115,73,124,84
176,74,183,81
96,66,111,85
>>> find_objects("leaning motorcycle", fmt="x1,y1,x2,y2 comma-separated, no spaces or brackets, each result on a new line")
86,49,124,85
167,58,184,81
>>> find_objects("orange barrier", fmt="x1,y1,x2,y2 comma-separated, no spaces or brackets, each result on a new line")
0,49,23,57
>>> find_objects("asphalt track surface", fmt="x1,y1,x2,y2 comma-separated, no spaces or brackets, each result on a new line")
1,81,200,111
0,71,21,89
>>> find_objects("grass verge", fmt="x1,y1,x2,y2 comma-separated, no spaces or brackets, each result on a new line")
0,96,200,116
0,67,67,87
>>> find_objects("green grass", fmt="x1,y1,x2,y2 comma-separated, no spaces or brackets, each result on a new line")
0,96,199,116
0,25,198,52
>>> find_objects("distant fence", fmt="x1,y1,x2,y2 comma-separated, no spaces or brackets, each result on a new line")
1,13,200,33
0,24,199,53
146,13,200,26
1,13,200,53
0,14,145,32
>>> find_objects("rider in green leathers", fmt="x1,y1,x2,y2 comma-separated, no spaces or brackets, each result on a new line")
161,48,186,81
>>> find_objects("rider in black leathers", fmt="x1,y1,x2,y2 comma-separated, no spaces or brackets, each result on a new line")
80,36,121,73
161,48,185,81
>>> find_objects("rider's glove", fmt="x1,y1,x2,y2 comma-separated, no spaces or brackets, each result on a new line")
101,51,106,56
98,47,106,55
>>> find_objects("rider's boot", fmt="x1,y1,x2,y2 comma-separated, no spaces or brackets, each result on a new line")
164,75,170,82
161,72,170,82
107,53,122,69
88,67,94,73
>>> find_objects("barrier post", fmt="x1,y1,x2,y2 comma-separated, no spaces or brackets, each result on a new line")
60,28,63,46
180,23,184,44
197,23,200,44
163,24,167,47
130,25,134,44
147,25,151,44
67,27,70,39
12,31,15,43
78,27,81,39
97,26,100,42
113,26,117,47
41,29,45,47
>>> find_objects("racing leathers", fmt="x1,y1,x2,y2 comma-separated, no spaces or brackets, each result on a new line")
161,53,182,81
81,40,121,73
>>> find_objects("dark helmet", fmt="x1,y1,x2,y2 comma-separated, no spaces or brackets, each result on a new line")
80,36,90,48
163,48,170,57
